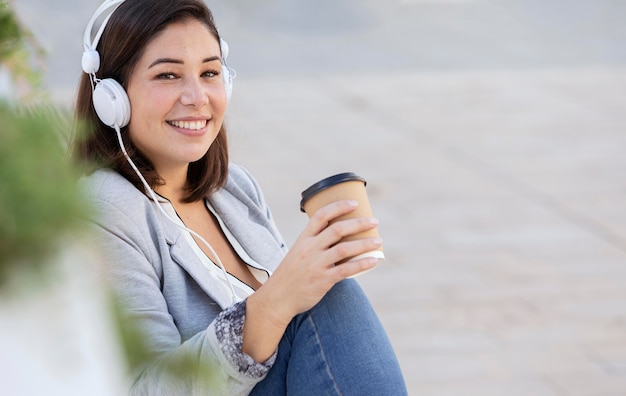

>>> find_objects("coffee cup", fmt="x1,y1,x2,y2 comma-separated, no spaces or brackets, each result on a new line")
300,172,384,269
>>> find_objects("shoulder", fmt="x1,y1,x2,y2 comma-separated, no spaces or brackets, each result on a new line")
80,168,137,198
226,163,260,193
223,163,265,206
78,168,156,235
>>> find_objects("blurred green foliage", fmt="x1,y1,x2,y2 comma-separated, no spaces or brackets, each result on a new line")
0,1,86,286
0,0,45,101
113,294,217,388
0,1,21,59
0,103,90,286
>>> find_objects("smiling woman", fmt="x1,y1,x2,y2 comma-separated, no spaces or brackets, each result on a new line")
71,0,407,395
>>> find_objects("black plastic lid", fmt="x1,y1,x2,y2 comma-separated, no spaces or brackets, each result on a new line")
300,172,366,212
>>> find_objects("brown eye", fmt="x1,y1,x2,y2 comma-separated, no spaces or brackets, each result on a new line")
157,72,177,80
202,69,219,78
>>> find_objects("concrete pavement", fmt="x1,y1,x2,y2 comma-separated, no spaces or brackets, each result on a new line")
229,66,626,396
14,0,626,394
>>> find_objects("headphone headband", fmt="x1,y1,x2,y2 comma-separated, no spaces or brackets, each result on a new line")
82,0,125,74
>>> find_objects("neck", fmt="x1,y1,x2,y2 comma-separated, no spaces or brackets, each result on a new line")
153,165,189,204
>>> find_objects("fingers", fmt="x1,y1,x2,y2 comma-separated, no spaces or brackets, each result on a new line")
318,216,379,249
325,236,383,268
301,199,381,266
330,255,379,279
304,200,359,237
305,200,379,245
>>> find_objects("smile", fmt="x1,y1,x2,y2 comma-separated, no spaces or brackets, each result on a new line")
167,120,208,130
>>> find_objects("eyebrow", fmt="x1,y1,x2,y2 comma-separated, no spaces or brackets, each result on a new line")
148,56,221,68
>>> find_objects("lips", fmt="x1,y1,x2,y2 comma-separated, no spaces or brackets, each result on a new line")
167,119,208,130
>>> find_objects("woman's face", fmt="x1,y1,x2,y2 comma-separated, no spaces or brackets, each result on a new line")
126,19,227,175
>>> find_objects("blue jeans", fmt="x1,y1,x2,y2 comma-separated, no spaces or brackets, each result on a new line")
250,279,407,395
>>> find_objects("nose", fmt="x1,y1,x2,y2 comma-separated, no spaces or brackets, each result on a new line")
180,78,209,107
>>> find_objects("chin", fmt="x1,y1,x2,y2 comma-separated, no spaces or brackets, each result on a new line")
187,149,211,164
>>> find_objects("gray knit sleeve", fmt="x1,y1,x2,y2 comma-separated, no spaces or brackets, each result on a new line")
214,299,277,378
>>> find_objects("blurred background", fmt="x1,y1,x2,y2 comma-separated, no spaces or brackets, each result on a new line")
11,0,626,394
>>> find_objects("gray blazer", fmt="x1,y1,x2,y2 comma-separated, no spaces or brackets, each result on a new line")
81,164,288,395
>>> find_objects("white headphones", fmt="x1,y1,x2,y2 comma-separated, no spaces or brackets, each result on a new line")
82,0,235,129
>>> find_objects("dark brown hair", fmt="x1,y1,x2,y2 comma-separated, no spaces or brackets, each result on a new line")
72,0,228,202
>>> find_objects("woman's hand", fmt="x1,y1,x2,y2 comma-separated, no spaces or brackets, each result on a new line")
243,200,381,362
254,200,383,326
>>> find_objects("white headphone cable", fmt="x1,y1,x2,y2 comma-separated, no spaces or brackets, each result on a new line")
113,125,240,304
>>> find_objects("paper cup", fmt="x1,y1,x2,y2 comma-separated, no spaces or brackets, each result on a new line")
300,173,384,269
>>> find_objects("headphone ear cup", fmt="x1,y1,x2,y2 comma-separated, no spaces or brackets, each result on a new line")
93,78,131,128
222,65,233,103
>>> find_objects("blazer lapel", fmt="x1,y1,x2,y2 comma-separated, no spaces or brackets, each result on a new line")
162,216,237,309
209,188,286,273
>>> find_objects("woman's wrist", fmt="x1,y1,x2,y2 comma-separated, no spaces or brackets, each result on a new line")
247,285,293,330
242,287,292,363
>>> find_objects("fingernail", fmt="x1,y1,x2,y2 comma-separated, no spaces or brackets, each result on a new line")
369,218,379,226
364,257,379,266
372,237,383,246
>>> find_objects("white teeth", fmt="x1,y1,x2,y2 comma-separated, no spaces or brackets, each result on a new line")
169,120,207,130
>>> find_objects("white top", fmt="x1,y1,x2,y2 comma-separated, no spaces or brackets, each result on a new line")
159,198,271,301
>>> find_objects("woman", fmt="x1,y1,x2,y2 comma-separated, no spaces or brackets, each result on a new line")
73,0,407,394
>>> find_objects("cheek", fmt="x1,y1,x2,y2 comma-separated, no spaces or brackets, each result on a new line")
211,85,229,116
126,85,170,146
128,75,171,109
129,87,172,121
